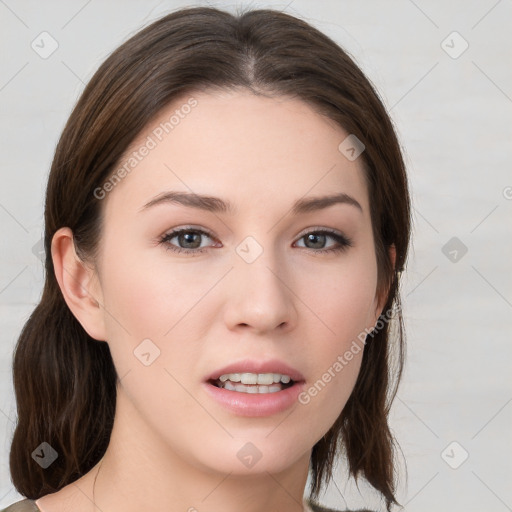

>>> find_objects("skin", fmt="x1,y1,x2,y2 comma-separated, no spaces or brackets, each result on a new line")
41,89,395,512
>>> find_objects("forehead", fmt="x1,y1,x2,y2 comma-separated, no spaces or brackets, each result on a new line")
103,89,370,218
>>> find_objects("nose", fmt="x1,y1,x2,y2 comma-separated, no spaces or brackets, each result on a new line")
223,251,298,335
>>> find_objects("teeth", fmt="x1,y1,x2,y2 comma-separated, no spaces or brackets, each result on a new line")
217,372,292,385
223,380,284,393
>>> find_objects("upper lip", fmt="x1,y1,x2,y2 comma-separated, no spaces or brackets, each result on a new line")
205,358,305,383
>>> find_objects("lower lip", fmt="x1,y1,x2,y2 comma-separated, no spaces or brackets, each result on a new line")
202,381,306,417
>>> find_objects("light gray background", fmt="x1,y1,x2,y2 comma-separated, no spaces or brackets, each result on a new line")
1,1,511,510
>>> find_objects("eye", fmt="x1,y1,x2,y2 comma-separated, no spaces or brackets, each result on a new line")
158,227,218,255
294,229,353,254
158,227,353,256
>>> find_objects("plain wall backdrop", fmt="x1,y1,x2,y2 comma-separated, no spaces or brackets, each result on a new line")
1,1,511,510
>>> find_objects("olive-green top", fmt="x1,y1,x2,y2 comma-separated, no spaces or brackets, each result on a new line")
1,497,374,512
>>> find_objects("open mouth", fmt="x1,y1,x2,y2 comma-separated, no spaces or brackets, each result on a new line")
203,369,306,416
208,376,296,394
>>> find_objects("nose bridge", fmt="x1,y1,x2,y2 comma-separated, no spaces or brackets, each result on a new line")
224,238,297,332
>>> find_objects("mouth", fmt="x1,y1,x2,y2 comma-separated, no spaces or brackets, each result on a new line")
202,365,306,416
207,372,297,394
204,359,305,395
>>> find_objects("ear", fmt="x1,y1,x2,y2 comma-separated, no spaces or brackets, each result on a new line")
372,243,397,326
51,227,107,341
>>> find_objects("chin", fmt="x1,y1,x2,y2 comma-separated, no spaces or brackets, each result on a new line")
196,438,308,476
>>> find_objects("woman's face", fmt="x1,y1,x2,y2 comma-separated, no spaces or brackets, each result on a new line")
89,89,386,476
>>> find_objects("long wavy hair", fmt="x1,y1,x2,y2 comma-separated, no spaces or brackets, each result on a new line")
8,6,410,511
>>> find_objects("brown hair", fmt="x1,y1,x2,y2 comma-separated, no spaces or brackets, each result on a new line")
9,6,410,510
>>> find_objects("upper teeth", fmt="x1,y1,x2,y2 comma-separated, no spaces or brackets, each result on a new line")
218,373,291,385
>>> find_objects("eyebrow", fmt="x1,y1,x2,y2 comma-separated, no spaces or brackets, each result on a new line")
139,191,363,215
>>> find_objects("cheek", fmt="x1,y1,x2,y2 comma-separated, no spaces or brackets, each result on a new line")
297,296,367,441
99,239,216,339
293,250,377,431
299,352,363,448
96,238,223,388
294,247,379,340
96,245,207,419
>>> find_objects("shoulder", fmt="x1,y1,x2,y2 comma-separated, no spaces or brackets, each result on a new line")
306,498,374,512
0,499,40,512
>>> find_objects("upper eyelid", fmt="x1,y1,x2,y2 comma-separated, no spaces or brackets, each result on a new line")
162,226,214,237
295,226,344,237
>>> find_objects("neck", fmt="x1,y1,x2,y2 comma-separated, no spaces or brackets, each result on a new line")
91,384,311,512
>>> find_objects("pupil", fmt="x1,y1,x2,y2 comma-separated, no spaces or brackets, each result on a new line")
306,233,325,249
180,232,201,248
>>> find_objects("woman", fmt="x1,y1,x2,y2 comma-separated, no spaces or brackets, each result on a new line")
3,5,410,512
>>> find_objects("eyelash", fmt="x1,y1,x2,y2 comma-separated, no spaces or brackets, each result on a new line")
158,226,353,256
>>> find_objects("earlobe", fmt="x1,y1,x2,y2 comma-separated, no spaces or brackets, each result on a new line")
51,227,106,341
389,243,397,276
372,243,397,326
